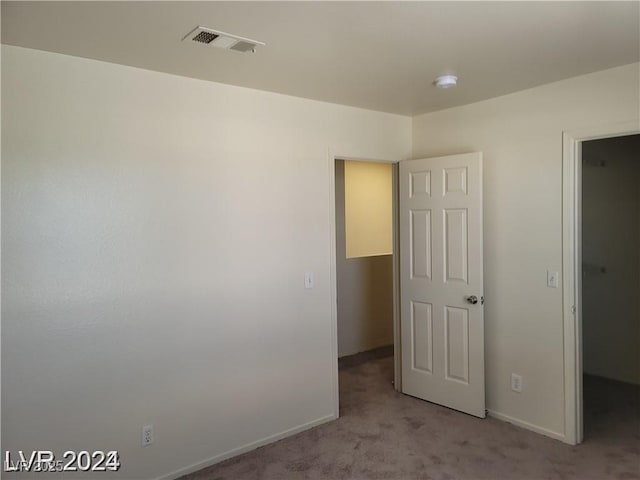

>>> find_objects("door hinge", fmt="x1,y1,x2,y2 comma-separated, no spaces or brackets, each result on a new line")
571,305,576,314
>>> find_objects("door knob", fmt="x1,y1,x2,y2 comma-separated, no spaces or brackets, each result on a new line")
467,295,478,305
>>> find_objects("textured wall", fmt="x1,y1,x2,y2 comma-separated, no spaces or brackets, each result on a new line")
1,45,411,479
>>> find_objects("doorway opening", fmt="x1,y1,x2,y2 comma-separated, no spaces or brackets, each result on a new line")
331,151,486,419
333,158,398,411
562,121,640,445
581,134,639,446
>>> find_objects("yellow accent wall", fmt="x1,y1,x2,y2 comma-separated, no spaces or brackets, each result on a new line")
344,160,393,258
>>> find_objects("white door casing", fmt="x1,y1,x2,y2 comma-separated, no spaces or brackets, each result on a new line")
400,152,485,418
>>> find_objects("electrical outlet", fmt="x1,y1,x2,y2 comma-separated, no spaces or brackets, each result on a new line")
142,425,154,447
511,374,523,393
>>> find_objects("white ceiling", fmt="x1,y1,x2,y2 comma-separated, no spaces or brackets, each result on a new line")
2,1,639,115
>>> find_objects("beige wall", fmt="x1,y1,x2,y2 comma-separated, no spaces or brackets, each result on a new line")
335,160,393,357
1,46,411,479
412,63,640,439
582,135,640,385
344,160,393,258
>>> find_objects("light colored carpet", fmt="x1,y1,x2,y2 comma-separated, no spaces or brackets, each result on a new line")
181,351,639,480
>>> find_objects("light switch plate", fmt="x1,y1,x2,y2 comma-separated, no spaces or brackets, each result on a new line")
304,272,314,289
547,270,559,288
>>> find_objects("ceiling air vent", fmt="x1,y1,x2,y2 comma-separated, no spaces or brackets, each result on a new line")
192,31,219,44
182,26,265,53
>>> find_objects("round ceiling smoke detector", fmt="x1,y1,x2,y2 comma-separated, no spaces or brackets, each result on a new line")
434,75,458,89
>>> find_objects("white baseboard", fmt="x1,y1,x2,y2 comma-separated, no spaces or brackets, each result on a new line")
487,409,566,442
157,409,564,479
157,414,337,480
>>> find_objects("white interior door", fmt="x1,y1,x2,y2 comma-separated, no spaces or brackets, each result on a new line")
399,152,485,418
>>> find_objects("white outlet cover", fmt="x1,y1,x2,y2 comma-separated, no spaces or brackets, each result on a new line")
142,425,154,446
511,374,523,393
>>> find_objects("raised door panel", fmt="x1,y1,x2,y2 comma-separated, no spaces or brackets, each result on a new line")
410,210,432,280
412,301,433,373
444,306,470,384
444,208,468,284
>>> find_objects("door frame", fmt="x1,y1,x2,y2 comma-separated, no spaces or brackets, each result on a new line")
328,152,402,417
562,120,639,445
